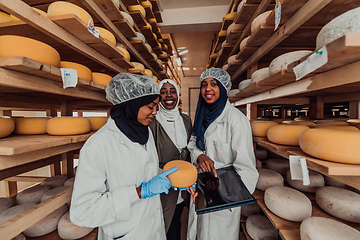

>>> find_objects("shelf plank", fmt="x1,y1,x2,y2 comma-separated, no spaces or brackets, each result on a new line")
93,0,125,22
257,69,295,87
121,0,140,7
129,10,147,27
113,19,137,38
226,30,243,44
252,189,264,199
144,5,155,19
253,137,301,154
130,40,154,60
234,3,259,25
279,229,300,240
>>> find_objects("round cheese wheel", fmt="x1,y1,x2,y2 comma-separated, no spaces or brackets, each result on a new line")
0,197,13,214
210,53,218,59
120,11,134,27
128,5,146,18
95,27,116,45
314,120,349,126
227,89,240,98
316,7,360,49
269,50,312,75
47,117,91,136
299,128,360,164
48,1,93,25
239,36,250,51
238,79,251,91
24,205,68,237
267,124,310,146
141,22,152,31
347,119,360,127
14,117,50,135
224,12,237,20
156,59,163,66
148,18,157,23
64,177,75,187
227,55,238,64
0,35,61,67
227,23,245,35
116,46,131,61
162,44,168,51
153,76,158,82
41,175,68,188
58,211,94,240
283,120,315,126
144,69,153,77
265,186,312,222
92,72,112,86
237,0,246,12
163,160,197,188
255,148,267,160
16,185,51,205
256,168,284,191
10,8,47,21
266,158,289,176
323,175,348,188
129,32,146,43
60,61,92,81
218,30,227,37
251,67,270,83
0,12,10,23
145,43,152,52
222,64,229,71
0,116,15,138
251,11,272,33
256,159,262,168
128,62,145,72
286,169,324,193
140,1,152,10
311,125,359,131
241,203,262,217
159,51,168,59
88,116,108,130
0,204,36,230
12,233,26,240
41,186,70,202
250,120,278,137
246,214,278,240
316,186,360,223
153,32,158,40
300,216,360,240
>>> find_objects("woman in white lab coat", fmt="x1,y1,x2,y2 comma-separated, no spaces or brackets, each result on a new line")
187,68,259,240
70,73,178,240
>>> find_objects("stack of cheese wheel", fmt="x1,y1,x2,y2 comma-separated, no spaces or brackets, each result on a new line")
129,32,146,43
267,124,310,146
299,128,360,164
47,1,93,25
116,46,131,61
47,117,91,136
251,67,270,83
246,214,278,240
269,50,312,75
10,7,47,21
316,186,360,223
238,79,252,91
128,5,146,18
60,61,93,81
120,11,134,27
88,116,108,130
256,168,284,191
16,185,51,205
286,169,324,193
266,158,289,176
0,116,15,138
0,12,10,23
163,160,197,188
0,197,13,214
0,35,61,67
92,72,112,86
300,217,360,240
265,186,312,222
316,7,360,49
250,120,277,137
58,212,94,240
251,11,272,33
227,23,245,35
283,120,315,126
128,62,145,73
239,36,250,51
144,69,153,77
96,27,116,45
14,117,50,135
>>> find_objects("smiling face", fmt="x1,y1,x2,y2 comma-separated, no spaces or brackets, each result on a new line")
200,78,220,104
137,97,160,126
160,82,178,110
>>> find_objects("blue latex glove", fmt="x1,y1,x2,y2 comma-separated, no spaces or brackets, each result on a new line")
172,182,197,191
141,167,178,199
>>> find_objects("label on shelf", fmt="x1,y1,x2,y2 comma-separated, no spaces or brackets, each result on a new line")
293,46,328,81
289,155,310,185
60,68,78,89
87,19,99,38
274,1,281,31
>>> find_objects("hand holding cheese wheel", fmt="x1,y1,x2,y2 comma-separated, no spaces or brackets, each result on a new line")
0,116,15,138
48,1,93,25
14,117,50,135
46,117,91,135
163,160,197,189
267,124,309,146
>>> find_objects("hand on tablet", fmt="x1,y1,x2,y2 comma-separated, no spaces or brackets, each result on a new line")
197,154,217,177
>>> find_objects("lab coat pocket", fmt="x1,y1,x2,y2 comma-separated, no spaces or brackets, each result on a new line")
213,141,233,165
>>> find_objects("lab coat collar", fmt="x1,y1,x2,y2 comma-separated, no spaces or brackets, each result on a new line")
213,99,231,124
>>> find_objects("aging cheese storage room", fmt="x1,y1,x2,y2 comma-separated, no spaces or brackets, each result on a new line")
0,0,360,240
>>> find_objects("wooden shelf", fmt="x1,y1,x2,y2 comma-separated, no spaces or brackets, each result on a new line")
130,40,154,60
226,30,243,44
129,10,147,27
253,137,300,157
279,229,300,240
214,44,235,67
113,19,137,38
241,222,254,240
144,5,155,19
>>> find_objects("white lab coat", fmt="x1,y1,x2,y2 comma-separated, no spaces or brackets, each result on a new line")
187,100,259,240
70,118,166,240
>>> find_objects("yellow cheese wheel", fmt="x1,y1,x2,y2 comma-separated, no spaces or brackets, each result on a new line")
310,125,359,131
116,47,131,61
156,59,163,66
148,18,156,23
224,12,237,20
0,117,15,138
140,1,152,9
163,160,197,188
218,30,227,37
128,5,146,18
0,35,61,68
95,27,116,45
141,22,152,30
46,117,91,135
162,44,168,51
92,72,112,86
151,53,158,60
283,120,315,127
153,33,157,40
10,8,47,21
60,61,92,81
250,121,278,137
347,119,360,126
144,69,153,77
0,12,10,23
47,1,93,25
267,124,310,146
128,62,145,72
120,11,134,27
210,53,218,59
314,120,349,126
159,51,168,58
88,117,108,131
299,129,360,164
14,117,50,135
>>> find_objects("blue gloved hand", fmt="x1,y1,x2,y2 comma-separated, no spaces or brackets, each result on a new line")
140,167,178,199
172,182,197,191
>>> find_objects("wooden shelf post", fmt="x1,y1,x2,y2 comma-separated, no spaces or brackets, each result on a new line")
309,96,324,119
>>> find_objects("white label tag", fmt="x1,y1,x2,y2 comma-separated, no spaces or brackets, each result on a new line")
60,68,78,89
293,46,328,81
274,1,281,31
289,155,310,185
87,19,99,38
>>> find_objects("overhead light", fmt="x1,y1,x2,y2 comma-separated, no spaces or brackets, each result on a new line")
183,67,190,70
177,47,186,50
175,57,182,66
178,50,188,55
193,67,196,70
177,67,181,70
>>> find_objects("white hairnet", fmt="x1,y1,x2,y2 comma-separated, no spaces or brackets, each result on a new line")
200,67,232,92
105,73,160,105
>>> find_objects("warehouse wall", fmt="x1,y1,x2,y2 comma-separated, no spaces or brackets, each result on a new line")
180,76,200,121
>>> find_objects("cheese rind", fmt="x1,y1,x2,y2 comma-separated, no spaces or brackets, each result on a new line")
0,203,36,226
163,160,197,188
251,11,271,33
250,120,278,137
16,185,51,205
246,214,278,240
241,203,261,217
266,158,289,176
267,124,310,146
251,67,270,83
286,169,324,193
88,116,108,131
256,168,284,191
238,79,252,91
41,175,68,188
283,120,315,126
58,211,94,240
47,1,93,25
117,47,131,61
60,61,92,81
0,12,10,23
128,62,145,72
128,5,146,18
0,197,13,214
239,36,250,51
47,117,91,136
269,50,312,75
0,117,15,138
14,117,50,135
96,27,116,45
92,73,112,86
120,11,134,27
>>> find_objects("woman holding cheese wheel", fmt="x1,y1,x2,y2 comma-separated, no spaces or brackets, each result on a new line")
70,73,178,240
149,79,192,240
187,68,259,240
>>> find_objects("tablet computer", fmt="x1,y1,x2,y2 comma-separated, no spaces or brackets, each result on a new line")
195,165,256,215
